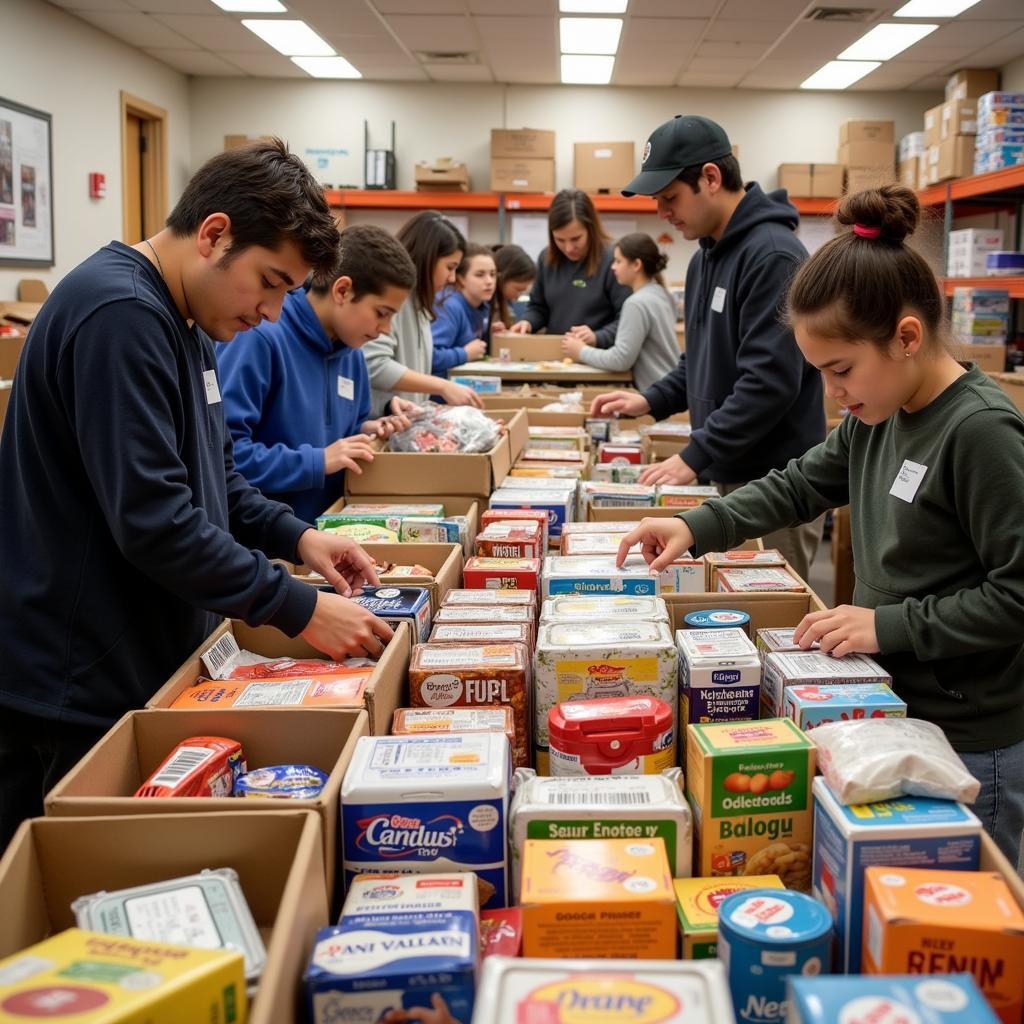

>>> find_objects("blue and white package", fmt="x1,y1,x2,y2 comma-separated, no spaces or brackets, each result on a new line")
717,888,832,1024
811,775,982,974
788,974,999,1024
341,734,511,907
451,374,501,394
350,586,432,642
489,488,574,540
541,554,659,598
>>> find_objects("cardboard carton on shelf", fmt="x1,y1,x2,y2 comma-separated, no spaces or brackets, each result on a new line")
946,68,1001,102
898,157,920,188
961,343,1007,374
491,158,555,194
845,166,896,194
838,140,895,171
778,163,843,198
574,141,635,193
924,103,944,148
224,134,275,150
414,157,470,193
928,135,976,183
942,99,978,139
839,119,894,145
491,128,556,160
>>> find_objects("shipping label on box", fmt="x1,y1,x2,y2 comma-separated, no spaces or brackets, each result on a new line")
574,141,635,193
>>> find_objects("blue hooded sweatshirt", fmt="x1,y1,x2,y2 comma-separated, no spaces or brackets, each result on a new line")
430,287,490,376
217,287,371,522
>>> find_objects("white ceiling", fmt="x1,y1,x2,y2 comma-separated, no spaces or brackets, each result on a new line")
47,0,1024,90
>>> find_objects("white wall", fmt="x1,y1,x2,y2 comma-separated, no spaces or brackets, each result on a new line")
0,0,191,299
1002,55,1024,92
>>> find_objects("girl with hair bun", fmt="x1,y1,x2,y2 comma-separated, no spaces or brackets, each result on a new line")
562,232,680,391
616,184,1024,868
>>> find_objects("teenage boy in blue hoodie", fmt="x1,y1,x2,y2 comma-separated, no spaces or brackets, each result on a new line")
591,115,825,581
217,225,419,523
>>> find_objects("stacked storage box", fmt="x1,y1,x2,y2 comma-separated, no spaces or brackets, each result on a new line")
897,131,926,189
951,287,1010,346
837,119,894,193
946,228,1003,278
974,92,1024,174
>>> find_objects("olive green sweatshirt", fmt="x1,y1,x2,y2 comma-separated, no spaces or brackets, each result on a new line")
680,365,1024,752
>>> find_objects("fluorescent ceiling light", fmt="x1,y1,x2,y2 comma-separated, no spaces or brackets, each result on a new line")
560,54,615,84
560,17,623,55
893,0,980,16
838,22,938,61
292,55,362,78
559,0,628,11
241,19,334,56
800,60,881,90
211,0,286,12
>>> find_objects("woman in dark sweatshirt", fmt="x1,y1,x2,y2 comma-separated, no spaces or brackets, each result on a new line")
509,189,630,349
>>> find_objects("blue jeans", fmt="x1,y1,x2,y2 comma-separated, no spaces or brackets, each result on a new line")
959,738,1024,874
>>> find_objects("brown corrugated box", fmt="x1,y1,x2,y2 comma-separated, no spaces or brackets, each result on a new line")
963,343,1006,374
491,128,556,159
945,68,1000,102
777,163,843,198
928,135,975,183
898,157,920,188
845,167,896,194
839,120,894,145
490,332,564,362
414,157,470,192
838,140,895,170
491,158,555,194
924,103,944,148
992,372,1024,416
574,141,635,193
942,100,977,139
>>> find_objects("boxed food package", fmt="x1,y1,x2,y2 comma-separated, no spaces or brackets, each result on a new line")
682,609,752,636
480,508,550,551
489,488,574,540
581,480,656,511
673,875,785,959
589,462,644,484
527,424,589,450
519,837,677,959
597,442,644,465
391,706,517,756
341,734,511,907
862,866,1024,1023
541,554,658,598
462,555,541,593
540,593,670,625
560,519,647,535
812,776,982,974
761,650,891,718
686,718,816,891
717,566,805,594
168,669,371,710
408,642,530,768
705,549,787,589
519,446,586,466
451,374,501,394
442,587,537,615
433,604,536,648
676,627,762,726
658,483,719,508
783,682,906,731
574,141,635,193
755,627,817,656
561,530,635,556
429,621,533,647
350,586,432,642
479,908,522,960
508,767,693,901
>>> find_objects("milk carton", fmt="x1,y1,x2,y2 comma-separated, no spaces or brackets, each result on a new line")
676,628,762,726
341,734,511,907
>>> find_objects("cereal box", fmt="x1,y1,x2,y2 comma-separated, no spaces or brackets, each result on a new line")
562,519,645,535
480,509,550,552
673,875,784,958
168,669,370,709
762,651,891,718
581,480,657,511
686,718,816,891
705,549,786,588
475,521,543,559
533,620,678,773
585,416,613,444
519,447,587,466
598,443,644,464
676,627,762,726
788,974,1000,1024
717,566,805,594
489,488,574,540
508,767,693,902
0,929,246,1024
590,462,645,483
509,465,583,480
463,556,541,593
528,424,589,447
784,682,907,731
540,594,670,625
658,555,706,594
319,521,399,543
433,604,536,648
442,587,537,614
391,706,517,759
429,621,533,647
862,866,1024,1024
561,530,635,556
351,586,432,642
408,642,530,768
337,502,446,518
471,957,734,1024
541,554,658,599
658,484,719,508
519,838,677,959
812,776,982,973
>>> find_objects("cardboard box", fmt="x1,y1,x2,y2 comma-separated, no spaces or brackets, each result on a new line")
665,583,825,636
345,409,527,497
967,343,1007,373
574,141,635,193
778,163,812,196
0,811,328,1024
838,140,895,170
946,68,1001,102
931,135,975,182
839,119,895,145
924,103,944,148
491,128,555,160
898,156,920,188
845,166,895,193
490,332,564,362
778,163,844,198
224,134,275,150
490,158,555,194
762,650,891,718
943,99,978,139
674,875,785,959
414,157,470,192
0,334,25,379
146,618,410,736
0,379,10,439
45,707,366,899
832,504,854,605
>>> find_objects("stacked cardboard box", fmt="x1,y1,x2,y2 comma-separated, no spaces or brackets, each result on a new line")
898,132,926,189
947,228,1004,278
923,99,977,185
838,120,895,193
946,68,1001,104
574,142,634,193
491,128,555,193
777,163,844,198
974,92,1024,175
414,157,470,193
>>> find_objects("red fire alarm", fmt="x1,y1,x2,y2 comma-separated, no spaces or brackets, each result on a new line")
89,173,107,199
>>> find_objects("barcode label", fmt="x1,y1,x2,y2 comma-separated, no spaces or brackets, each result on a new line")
148,746,216,788
547,790,652,806
201,632,241,679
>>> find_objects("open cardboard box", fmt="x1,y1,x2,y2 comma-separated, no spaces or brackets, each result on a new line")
0,810,328,1024
345,409,527,498
319,493,481,545
45,708,367,899
490,333,565,362
587,503,730,523
146,619,410,735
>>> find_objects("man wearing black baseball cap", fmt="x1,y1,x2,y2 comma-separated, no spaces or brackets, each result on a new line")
592,114,826,580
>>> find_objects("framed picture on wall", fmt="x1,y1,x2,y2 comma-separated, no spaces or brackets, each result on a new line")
0,96,54,267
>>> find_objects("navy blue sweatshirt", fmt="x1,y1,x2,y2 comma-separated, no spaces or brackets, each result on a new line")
0,242,317,728
643,184,825,482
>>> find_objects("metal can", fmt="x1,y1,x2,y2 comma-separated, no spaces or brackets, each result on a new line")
684,608,752,637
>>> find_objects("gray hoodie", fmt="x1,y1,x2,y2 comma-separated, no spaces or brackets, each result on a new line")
362,300,433,415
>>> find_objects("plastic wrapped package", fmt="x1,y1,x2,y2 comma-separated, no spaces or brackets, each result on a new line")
387,403,501,454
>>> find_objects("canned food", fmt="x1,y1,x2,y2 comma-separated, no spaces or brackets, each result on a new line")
683,609,752,636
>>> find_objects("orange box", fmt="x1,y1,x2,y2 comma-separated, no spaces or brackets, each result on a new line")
519,837,677,959
168,670,370,709
863,865,1024,1024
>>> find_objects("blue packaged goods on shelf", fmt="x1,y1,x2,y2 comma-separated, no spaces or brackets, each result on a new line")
951,287,1011,314
351,586,432,642
811,776,982,974
489,487,575,539
233,763,328,799
978,91,1024,110
976,126,1024,146
987,251,1024,274
979,107,1024,126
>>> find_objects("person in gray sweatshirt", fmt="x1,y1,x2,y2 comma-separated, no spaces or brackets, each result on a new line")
562,232,680,391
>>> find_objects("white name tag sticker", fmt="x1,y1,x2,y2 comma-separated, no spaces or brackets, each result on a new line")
711,287,727,313
337,375,355,401
202,369,221,405
889,459,928,503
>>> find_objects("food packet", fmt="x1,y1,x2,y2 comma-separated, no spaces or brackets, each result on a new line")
387,402,501,454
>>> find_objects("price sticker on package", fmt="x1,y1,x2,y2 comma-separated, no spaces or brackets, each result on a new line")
889,459,928,503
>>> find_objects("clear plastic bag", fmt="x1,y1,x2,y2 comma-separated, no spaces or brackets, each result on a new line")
812,717,981,805
387,402,501,454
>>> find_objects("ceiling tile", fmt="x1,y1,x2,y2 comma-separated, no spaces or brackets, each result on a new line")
697,40,771,59
386,14,476,51
848,60,949,90
125,0,215,12
69,9,194,47
959,26,1024,66
376,0,465,10
468,0,554,11
959,0,1024,19
326,34,409,57
221,50,311,76
703,20,788,44
687,55,758,73
739,56,822,77
620,17,707,44
423,63,495,81
359,65,430,79
677,70,747,87
615,50,685,77
144,47,246,75
766,19,870,60
476,15,555,44
486,52,558,83
631,0,719,15
717,0,806,20
910,74,948,91
47,0,136,10
151,13,270,52
912,19,1012,52
289,0,389,35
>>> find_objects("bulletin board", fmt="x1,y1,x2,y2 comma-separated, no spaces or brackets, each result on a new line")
0,97,54,267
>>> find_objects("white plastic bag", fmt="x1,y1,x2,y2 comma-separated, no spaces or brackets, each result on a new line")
812,717,981,805
387,402,501,454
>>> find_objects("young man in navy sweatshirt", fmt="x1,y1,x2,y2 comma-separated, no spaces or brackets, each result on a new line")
591,115,825,580
0,140,394,851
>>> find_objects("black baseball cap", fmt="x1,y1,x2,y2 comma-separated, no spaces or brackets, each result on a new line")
622,114,733,197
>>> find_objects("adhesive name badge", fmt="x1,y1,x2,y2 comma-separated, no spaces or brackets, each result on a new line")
889,459,928,503
711,287,727,313
202,368,221,405
337,375,355,401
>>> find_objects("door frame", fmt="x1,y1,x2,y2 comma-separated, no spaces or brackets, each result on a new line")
120,91,167,244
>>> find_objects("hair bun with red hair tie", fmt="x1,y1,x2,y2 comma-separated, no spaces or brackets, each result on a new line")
853,223,882,239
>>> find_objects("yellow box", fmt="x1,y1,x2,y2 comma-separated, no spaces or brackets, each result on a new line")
673,875,784,959
0,928,246,1023
520,838,677,959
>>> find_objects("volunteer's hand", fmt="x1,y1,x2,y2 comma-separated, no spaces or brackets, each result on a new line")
590,390,651,418
617,517,695,572
390,396,422,419
296,529,380,597
639,453,697,486
300,589,394,661
561,334,585,361
491,320,507,334
323,434,376,475
567,324,597,347
794,605,880,659
382,994,459,1024
440,380,484,409
464,338,487,361
509,320,532,334
362,416,405,441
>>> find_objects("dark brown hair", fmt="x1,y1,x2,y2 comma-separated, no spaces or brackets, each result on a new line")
166,138,338,277
309,224,415,297
616,232,670,288
545,189,609,277
676,154,743,194
786,184,944,353
491,243,536,329
396,211,466,320
436,244,495,312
